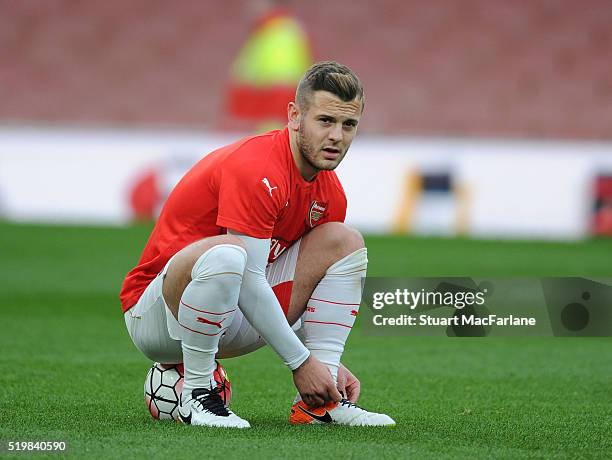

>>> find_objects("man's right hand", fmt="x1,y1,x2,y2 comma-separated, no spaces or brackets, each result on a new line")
292,356,342,407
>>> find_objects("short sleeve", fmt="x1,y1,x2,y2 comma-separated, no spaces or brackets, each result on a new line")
216,156,285,238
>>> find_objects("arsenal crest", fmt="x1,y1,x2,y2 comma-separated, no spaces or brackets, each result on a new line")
308,201,328,227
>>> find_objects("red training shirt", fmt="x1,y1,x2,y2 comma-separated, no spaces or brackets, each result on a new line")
120,128,347,312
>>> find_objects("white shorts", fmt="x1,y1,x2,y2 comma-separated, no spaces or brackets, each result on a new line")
124,240,302,364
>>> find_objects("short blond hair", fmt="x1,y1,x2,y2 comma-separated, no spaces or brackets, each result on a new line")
296,61,365,112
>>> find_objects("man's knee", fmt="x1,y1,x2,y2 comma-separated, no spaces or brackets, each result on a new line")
163,235,247,312
189,245,247,305
173,235,246,279
313,222,365,258
191,244,247,281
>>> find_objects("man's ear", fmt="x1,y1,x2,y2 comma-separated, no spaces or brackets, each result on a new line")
287,102,300,131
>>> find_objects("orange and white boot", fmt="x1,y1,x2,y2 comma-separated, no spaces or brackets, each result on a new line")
289,399,395,426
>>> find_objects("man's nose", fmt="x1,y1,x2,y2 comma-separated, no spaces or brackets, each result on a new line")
328,123,343,142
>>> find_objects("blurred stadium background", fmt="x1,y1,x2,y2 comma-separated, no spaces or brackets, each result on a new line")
1,0,612,238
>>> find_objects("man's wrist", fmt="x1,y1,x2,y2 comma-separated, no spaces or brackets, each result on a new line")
289,350,311,373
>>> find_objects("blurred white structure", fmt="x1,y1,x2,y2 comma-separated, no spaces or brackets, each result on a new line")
1,126,611,239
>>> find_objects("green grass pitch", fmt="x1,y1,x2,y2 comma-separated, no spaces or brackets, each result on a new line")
0,222,610,458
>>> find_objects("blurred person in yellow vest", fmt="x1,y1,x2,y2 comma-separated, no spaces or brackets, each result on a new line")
225,0,313,132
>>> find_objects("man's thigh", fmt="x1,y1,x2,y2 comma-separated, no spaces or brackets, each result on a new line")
124,258,183,363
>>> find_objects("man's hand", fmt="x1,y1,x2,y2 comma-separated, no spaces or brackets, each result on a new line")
292,356,342,407
337,363,361,403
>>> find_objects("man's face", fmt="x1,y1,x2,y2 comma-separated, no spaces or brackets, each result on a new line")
294,91,362,176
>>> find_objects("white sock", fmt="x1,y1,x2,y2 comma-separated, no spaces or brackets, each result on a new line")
178,244,247,400
299,248,367,399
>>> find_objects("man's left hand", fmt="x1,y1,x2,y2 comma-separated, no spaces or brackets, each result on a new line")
337,363,361,403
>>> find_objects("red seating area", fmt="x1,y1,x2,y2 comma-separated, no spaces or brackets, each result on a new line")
1,0,610,138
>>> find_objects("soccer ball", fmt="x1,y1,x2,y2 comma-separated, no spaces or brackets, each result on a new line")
213,361,232,405
144,363,184,420
144,361,231,421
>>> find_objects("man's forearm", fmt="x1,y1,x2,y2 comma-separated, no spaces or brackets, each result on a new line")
231,231,310,370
